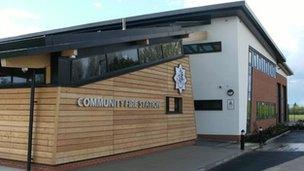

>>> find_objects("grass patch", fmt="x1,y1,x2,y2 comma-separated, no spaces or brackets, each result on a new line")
289,114,304,122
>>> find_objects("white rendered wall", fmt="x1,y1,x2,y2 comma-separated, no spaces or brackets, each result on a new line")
189,17,240,135
190,16,282,136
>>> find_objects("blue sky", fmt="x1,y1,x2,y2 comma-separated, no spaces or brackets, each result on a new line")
0,0,303,105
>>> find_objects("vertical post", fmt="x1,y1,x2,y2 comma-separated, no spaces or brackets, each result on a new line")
240,130,245,150
258,127,263,147
27,70,36,171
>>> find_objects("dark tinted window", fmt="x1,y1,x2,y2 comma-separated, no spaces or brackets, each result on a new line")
72,55,107,81
107,49,139,72
250,48,276,78
0,76,11,86
0,69,46,87
13,77,27,84
162,41,182,58
183,44,198,54
139,45,163,64
194,100,222,111
166,97,183,114
35,73,45,84
184,42,221,54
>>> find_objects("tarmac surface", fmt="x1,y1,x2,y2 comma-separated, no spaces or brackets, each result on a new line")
210,130,304,171
75,141,255,171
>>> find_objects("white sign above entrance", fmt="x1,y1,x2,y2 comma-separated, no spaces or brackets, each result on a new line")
174,64,187,94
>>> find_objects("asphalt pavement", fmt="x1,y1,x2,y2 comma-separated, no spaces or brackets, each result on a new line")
210,130,304,171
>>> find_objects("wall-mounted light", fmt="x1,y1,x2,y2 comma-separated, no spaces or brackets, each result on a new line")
22,68,28,73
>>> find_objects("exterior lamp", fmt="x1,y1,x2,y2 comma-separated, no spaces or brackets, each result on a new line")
22,68,28,73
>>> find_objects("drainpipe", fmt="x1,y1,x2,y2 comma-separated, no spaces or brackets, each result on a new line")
27,69,36,171
122,18,126,30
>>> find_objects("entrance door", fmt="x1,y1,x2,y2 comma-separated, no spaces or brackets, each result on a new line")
283,85,287,122
277,83,282,123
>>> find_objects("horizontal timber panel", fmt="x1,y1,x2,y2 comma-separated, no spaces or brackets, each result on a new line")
55,56,196,164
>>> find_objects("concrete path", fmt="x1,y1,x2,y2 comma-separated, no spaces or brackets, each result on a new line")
210,130,304,171
76,141,257,171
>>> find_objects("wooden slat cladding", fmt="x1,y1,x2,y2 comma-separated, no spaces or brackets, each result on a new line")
0,87,59,165
56,56,197,164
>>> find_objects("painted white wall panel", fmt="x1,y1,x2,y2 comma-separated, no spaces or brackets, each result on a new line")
189,17,240,135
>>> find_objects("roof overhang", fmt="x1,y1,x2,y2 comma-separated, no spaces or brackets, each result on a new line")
0,26,193,59
0,1,293,74
278,62,294,76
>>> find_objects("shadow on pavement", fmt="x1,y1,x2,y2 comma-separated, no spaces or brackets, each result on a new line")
209,151,304,171
274,131,304,143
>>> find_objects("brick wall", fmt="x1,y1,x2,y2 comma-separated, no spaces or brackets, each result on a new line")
251,69,277,132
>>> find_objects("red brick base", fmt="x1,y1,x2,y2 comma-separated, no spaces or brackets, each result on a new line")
0,140,196,171
198,134,240,142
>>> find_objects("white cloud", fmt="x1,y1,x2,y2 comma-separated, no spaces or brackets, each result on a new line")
0,8,41,39
93,0,103,10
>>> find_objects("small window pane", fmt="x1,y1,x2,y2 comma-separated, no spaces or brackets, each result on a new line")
0,76,11,86
35,73,45,84
256,101,276,120
183,42,221,54
13,77,27,84
199,44,213,52
139,45,163,64
183,44,198,54
72,55,107,81
166,97,183,114
194,100,222,111
107,49,139,72
162,41,182,58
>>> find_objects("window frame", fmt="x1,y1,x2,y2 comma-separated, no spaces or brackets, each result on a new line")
183,42,222,54
256,101,276,120
166,96,183,114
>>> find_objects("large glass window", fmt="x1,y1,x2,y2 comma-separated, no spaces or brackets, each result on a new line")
138,45,163,64
70,41,183,84
0,69,46,87
256,102,276,120
107,49,139,72
162,41,182,58
249,48,276,78
72,55,106,82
